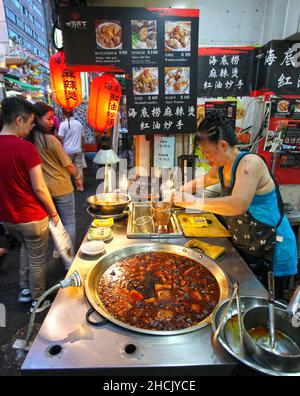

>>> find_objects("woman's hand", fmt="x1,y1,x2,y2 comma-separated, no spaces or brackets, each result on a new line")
50,213,60,226
162,189,176,204
75,175,83,191
173,191,204,211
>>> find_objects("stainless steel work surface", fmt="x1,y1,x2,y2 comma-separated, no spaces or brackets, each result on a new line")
22,218,266,375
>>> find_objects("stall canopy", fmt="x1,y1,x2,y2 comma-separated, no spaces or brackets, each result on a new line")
4,76,42,92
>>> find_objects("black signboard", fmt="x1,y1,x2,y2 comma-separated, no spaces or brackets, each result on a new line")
205,100,237,128
60,7,199,135
255,40,300,95
197,47,254,97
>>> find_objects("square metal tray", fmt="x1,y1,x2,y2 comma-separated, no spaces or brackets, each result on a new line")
127,202,183,239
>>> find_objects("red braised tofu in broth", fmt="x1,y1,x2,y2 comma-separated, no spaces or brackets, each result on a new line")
97,252,220,331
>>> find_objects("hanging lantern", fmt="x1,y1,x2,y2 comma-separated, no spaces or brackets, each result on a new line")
87,74,122,133
49,50,82,110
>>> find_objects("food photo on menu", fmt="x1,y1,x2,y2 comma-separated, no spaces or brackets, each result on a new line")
165,67,190,95
294,100,300,113
95,19,122,49
165,21,191,51
277,100,289,113
133,67,159,95
131,20,157,49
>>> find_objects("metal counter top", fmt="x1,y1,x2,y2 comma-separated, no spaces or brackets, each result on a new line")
22,218,267,375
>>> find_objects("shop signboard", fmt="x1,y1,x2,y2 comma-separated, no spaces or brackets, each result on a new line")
60,7,199,135
197,47,254,98
254,40,300,96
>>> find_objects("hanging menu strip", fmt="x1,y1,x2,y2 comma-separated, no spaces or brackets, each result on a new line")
197,47,254,98
60,7,199,135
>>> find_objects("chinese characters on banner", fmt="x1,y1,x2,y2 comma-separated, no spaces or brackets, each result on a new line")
197,47,254,97
105,81,122,129
62,69,79,102
60,7,199,135
153,136,175,168
128,104,197,135
254,40,300,95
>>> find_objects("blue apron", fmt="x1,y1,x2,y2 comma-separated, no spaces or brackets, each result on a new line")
218,152,297,283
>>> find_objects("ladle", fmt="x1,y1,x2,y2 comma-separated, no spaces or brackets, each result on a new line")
254,271,276,352
268,271,276,350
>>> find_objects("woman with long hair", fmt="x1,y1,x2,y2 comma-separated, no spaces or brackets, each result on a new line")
28,102,83,265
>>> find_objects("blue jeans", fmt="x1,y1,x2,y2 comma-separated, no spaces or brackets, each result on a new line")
53,192,76,255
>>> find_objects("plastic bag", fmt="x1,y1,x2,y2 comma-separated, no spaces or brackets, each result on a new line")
49,220,74,269
82,154,87,168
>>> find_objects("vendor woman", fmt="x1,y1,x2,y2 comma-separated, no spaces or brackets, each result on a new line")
172,113,298,299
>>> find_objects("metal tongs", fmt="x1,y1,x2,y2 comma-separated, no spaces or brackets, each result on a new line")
213,282,245,358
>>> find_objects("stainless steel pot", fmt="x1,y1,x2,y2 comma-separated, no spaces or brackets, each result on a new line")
85,243,230,335
242,299,300,373
87,193,131,214
211,296,296,376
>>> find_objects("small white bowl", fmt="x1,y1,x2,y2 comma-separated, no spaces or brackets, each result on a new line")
80,241,106,256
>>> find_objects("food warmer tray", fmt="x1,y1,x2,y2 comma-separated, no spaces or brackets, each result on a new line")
127,202,183,239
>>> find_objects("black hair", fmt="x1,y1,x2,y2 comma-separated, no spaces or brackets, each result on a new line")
63,108,73,117
27,102,53,148
34,101,53,121
0,97,35,129
62,108,73,129
195,112,238,147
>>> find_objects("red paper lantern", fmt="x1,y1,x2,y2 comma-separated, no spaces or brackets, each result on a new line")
87,74,122,132
49,50,82,110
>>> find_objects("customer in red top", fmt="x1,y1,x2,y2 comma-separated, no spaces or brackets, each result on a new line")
0,97,60,312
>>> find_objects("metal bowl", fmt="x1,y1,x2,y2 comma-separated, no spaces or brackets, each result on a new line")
211,296,300,376
85,243,230,335
86,193,131,214
243,306,300,373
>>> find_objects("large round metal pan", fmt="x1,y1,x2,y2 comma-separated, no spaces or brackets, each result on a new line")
85,243,230,335
86,193,131,214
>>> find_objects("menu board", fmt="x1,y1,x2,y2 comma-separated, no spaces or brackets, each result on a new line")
254,40,300,96
197,47,254,98
60,7,199,135
270,98,300,120
204,100,237,128
283,122,300,149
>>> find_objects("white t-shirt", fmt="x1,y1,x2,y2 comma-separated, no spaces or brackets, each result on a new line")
58,117,84,155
